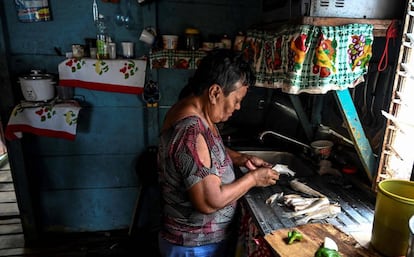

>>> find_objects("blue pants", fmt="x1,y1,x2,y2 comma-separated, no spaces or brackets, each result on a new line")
158,235,232,257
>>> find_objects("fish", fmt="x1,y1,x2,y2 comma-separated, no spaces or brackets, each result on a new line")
283,197,330,218
272,164,295,176
283,194,321,211
295,203,341,225
265,192,284,205
289,179,326,198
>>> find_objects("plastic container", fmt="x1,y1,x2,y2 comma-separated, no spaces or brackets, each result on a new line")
310,140,333,159
371,180,414,256
162,35,178,50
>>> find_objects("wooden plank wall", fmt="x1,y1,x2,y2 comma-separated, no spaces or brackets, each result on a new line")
0,156,25,255
0,0,261,235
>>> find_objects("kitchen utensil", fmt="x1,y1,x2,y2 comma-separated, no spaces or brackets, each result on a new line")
139,27,156,45
18,70,56,102
92,0,99,23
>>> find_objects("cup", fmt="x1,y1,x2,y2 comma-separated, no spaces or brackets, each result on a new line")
89,47,97,59
108,42,117,59
139,28,156,45
162,35,178,50
121,41,134,58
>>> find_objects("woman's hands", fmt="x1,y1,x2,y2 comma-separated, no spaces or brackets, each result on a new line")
226,147,272,169
249,166,280,187
225,148,280,187
244,155,272,170
244,155,280,187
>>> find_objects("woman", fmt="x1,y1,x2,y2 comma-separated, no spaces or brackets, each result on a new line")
157,49,280,257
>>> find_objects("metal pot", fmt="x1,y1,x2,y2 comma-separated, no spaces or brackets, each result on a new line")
18,70,56,102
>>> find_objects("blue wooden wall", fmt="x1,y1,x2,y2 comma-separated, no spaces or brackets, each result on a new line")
1,0,261,233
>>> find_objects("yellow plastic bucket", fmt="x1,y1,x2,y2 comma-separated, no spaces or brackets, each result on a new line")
371,179,414,256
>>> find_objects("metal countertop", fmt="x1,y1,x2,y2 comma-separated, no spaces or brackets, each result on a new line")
242,172,377,236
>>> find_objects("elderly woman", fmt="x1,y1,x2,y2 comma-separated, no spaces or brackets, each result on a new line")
157,49,280,257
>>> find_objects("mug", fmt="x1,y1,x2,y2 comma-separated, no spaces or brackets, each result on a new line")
139,27,156,45
121,41,134,58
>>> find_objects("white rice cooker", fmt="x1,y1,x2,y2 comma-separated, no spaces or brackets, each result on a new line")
18,70,56,102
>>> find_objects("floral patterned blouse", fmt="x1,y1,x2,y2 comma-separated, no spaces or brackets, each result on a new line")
158,115,236,246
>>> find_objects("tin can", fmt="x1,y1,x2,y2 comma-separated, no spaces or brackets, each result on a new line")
72,44,84,58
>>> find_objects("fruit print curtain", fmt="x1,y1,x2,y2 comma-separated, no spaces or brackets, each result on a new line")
242,23,373,94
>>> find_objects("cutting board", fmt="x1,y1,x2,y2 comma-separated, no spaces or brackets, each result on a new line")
264,223,382,257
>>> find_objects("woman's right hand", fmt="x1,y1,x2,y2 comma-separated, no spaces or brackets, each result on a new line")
250,167,280,187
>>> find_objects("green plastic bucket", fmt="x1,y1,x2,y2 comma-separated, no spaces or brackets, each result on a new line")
371,180,414,256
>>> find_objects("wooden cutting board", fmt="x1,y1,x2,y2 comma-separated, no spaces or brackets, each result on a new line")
264,223,382,257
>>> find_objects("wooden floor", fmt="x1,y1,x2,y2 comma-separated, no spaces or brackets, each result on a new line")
0,154,160,257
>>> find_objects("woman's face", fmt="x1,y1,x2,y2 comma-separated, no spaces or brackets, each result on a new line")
212,81,248,123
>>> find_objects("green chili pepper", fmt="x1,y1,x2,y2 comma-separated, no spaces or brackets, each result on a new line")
315,247,342,257
287,230,303,244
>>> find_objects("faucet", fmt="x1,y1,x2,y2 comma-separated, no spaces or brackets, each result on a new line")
258,130,312,150
318,124,354,146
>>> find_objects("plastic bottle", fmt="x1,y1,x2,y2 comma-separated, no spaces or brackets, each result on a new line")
96,14,109,59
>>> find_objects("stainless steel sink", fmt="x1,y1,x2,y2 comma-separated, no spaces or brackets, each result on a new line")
239,150,315,177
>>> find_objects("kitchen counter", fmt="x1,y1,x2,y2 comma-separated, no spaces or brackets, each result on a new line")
237,151,381,256
243,174,376,236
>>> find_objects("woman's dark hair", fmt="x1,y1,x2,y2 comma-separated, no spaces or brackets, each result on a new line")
179,49,256,99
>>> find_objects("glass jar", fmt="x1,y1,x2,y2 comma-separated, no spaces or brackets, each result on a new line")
184,28,200,51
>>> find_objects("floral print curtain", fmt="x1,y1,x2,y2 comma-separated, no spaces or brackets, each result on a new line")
242,23,374,94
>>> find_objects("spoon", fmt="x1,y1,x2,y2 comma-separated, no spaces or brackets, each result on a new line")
114,2,124,26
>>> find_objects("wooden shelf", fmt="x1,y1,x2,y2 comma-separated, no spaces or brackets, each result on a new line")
300,16,396,37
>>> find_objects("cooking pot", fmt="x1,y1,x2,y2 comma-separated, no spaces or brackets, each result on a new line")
18,70,56,102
